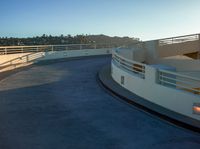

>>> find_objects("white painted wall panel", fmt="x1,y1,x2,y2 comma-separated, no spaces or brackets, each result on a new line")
112,62,200,120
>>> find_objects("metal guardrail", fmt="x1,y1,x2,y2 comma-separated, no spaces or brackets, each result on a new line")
158,34,200,46
112,51,145,79
158,69,200,95
0,44,115,55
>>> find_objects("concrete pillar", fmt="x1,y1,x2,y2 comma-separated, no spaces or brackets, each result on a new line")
144,40,158,63
198,34,200,59
145,66,157,84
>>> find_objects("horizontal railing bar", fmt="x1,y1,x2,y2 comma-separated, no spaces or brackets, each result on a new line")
113,55,145,71
158,34,199,46
0,52,44,66
113,52,146,66
117,62,145,76
158,70,200,82
120,61,145,73
118,60,145,72
159,74,200,88
159,79,200,94
0,44,115,55
158,33,199,41
114,56,144,68
0,43,115,49
113,56,145,71
0,45,51,49
160,37,198,43
113,58,145,77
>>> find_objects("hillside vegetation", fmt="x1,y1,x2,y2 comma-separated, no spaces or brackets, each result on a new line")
0,34,140,46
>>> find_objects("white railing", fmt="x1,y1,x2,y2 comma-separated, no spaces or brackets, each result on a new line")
0,43,114,72
158,34,200,46
0,44,115,55
0,52,45,72
112,50,145,79
112,48,200,96
158,69,200,95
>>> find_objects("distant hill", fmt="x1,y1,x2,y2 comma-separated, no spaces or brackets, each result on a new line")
0,34,140,46
85,34,139,44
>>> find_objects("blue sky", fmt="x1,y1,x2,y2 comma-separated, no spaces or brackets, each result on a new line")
0,0,200,40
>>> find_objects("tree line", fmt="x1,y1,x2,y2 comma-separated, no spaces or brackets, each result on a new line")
0,34,140,46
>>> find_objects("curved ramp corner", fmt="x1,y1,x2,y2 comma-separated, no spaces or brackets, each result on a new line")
98,65,200,133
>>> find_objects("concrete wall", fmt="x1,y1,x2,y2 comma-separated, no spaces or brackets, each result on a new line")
157,40,200,58
0,48,112,72
112,62,200,121
41,48,111,61
144,41,158,63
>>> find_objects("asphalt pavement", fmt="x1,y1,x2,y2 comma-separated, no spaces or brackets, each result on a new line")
0,56,200,149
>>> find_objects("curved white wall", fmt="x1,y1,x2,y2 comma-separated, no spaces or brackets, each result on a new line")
41,48,111,61
111,61,200,121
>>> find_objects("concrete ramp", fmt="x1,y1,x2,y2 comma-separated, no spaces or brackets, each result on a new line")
0,56,200,148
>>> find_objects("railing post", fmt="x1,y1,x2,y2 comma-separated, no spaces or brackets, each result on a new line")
94,44,97,49
65,45,68,51
26,55,29,63
80,45,82,50
51,46,54,52
198,34,200,59
5,48,7,54
21,47,24,53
